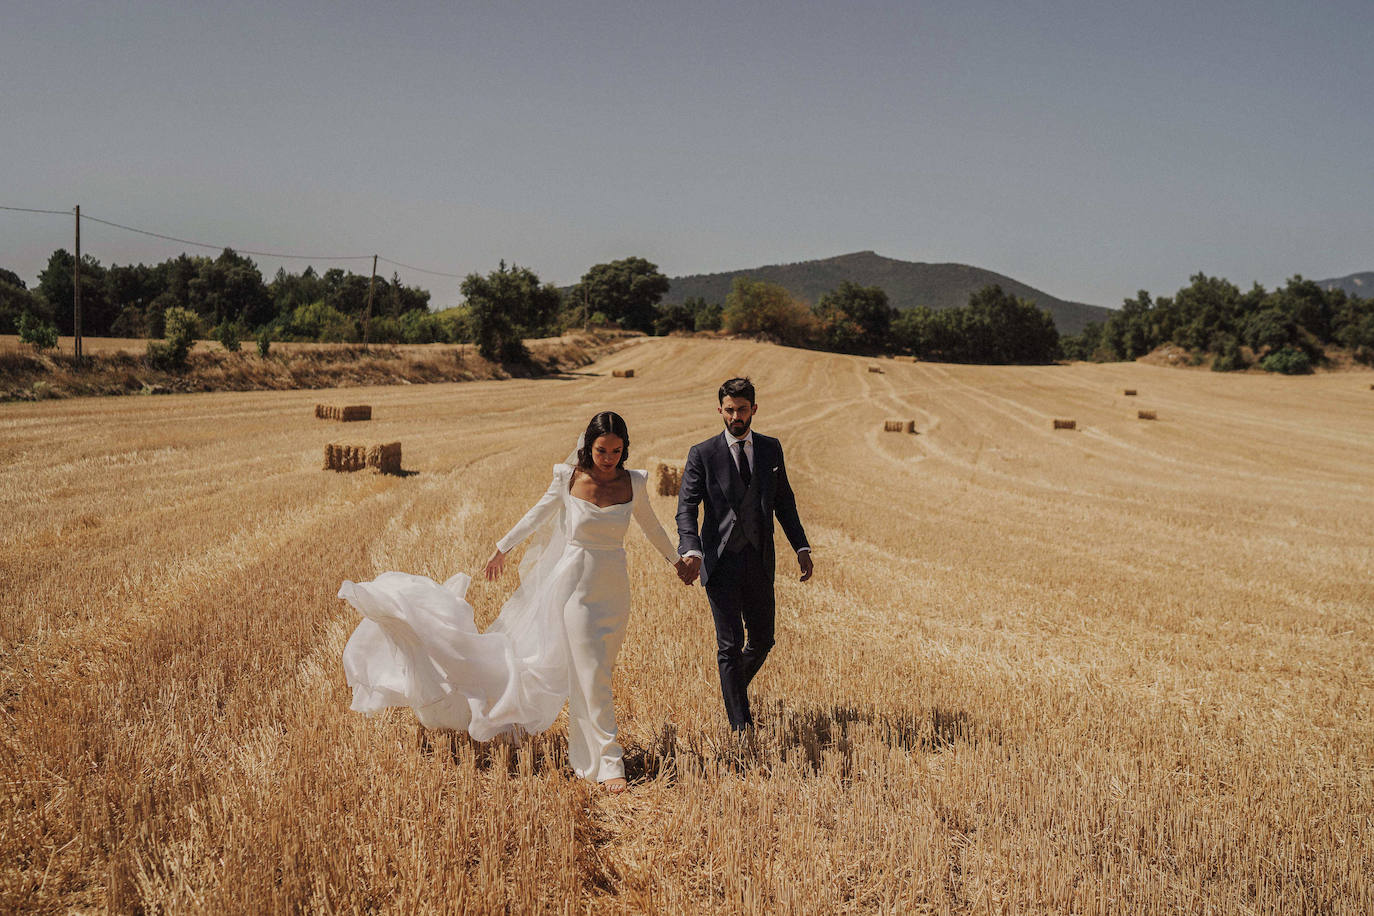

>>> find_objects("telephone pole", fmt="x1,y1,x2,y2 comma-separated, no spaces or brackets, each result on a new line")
73,205,82,362
364,254,377,346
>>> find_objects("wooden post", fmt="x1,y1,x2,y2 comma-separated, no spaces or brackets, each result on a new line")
73,205,82,362
364,254,377,346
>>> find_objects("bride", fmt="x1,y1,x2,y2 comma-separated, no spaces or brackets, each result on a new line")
339,411,688,793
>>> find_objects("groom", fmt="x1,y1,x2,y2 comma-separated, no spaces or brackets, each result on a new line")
676,377,813,732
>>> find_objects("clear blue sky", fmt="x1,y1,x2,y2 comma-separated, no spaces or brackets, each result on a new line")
3,0,1371,310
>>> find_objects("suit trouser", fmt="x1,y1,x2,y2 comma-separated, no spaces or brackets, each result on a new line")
705,543,775,730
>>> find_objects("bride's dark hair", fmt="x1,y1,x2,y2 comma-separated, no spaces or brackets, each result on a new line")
576,411,630,471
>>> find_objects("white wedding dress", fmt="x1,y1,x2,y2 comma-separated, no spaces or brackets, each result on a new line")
339,464,679,782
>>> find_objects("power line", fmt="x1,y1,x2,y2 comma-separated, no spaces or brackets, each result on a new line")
377,256,468,280
0,205,72,216
81,213,374,262
3,203,467,278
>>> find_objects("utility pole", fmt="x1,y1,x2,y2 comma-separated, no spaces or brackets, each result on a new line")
364,254,377,346
73,205,82,362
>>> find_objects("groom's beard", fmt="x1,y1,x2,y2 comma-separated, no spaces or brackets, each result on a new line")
724,417,752,437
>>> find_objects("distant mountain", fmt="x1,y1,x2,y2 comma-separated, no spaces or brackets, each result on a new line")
665,251,1114,335
1316,271,1374,299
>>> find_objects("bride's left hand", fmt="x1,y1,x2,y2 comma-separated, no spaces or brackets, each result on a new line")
484,549,507,581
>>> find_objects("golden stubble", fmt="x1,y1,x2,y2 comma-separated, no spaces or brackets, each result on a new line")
1,339,1371,913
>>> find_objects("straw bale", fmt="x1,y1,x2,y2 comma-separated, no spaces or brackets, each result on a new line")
367,441,402,474
1053,419,1077,430
612,369,635,378
883,420,904,432
1123,389,1138,396
316,404,371,421
868,366,884,373
1137,410,1157,421
324,443,367,472
905,420,917,434
656,463,683,497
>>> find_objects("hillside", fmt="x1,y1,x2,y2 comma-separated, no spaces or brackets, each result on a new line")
665,250,1114,334
1317,270,1374,298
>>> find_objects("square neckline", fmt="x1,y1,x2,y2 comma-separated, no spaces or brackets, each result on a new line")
567,467,635,510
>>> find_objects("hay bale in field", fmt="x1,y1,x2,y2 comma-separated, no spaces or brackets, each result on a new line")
1123,389,1137,396
1053,418,1077,430
656,463,683,497
612,369,635,378
324,441,400,473
905,420,917,434
316,404,371,421
883,420,904,432
894,355,916,363
324,443,367,472
1137,410,1157,420
367,441,402,474
868,366,884,373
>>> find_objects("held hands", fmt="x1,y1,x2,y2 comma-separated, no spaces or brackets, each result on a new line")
798,550,814,582
675,555,701,586
484,548,507,581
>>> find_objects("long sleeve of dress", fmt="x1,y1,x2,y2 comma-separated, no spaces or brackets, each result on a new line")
496,466,566,554
631,470,681,564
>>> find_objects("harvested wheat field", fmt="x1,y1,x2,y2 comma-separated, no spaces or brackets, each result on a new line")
2,338,1371,913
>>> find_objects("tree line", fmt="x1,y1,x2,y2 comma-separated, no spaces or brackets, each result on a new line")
1060,273,1374,373
9,244,1366,372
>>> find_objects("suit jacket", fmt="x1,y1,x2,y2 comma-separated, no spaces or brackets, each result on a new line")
676,431,808,586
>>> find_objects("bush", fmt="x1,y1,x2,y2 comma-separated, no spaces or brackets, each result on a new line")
1259,346,1312,375
256,327,272,357
147,306,201,370
1210,336,1250,372
17,311,58,351
289,300,355,342
215,320,244,352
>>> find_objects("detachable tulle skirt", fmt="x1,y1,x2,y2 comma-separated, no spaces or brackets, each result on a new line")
339,570,570,741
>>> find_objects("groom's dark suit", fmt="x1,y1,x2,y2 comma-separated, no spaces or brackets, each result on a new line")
676,431,808,730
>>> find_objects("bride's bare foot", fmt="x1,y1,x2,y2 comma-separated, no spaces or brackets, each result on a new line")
600,777,627,794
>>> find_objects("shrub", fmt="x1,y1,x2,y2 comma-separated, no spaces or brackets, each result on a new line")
147,306,201,370
1210,336,1250,372
215,320,244,352
256,327,272,357
1259,346,1312,375
17,311,58,351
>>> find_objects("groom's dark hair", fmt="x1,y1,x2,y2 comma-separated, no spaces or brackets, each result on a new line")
718,377,755,404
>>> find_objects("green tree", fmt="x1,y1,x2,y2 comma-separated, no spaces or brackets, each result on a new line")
146,306,201,370
722,278,817,347
0,269,46,334
38,248,115,336
289,301,355,342
1060,321,1105,361
890,305,941,358
1101,291,1159,360
17,311,58,351
653,302,695,336
814,282,896,353
573,257,670,334
187,249,273,329
460,261,562,361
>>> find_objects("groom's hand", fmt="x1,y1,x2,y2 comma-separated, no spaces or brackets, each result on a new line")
798,550,813,582
678,555,701,585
